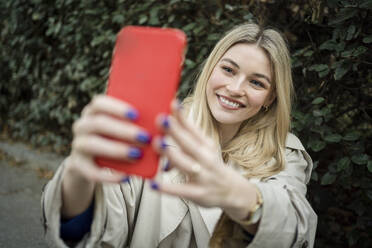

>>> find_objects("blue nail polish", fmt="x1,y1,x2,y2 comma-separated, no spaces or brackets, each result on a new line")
136,132,151,144
128,147,142,159
150,181,159,190
125,109,138,121
163,160,170,171
121,176,130,183
160,138,167,150
162,116,170,129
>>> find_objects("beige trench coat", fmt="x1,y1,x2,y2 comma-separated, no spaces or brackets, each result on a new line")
41,133,317,248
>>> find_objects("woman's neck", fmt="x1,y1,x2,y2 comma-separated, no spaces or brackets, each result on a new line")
218,123,241,146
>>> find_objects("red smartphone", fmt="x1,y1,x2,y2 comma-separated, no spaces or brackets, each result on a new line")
95,26,187,178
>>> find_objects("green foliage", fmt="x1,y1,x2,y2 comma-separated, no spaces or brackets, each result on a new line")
1,0,371,246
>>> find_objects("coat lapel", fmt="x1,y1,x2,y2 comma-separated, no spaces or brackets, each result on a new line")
158,170,189,242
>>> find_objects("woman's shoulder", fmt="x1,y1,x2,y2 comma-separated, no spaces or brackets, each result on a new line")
285,132,305,151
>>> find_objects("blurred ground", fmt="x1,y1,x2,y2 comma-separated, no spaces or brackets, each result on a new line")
0,140,63,247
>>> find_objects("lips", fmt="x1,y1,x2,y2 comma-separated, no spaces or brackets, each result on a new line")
216,94,246,109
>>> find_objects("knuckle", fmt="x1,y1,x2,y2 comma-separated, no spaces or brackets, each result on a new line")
72,119,82,134
93,115,107,127
71,139,79,152
81,104,92,116
92,95,104,106
72,136,87,152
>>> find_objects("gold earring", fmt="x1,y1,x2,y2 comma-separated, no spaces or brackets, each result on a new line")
263,105,268,112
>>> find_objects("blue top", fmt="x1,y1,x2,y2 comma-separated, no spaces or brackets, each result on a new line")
60,202,94,241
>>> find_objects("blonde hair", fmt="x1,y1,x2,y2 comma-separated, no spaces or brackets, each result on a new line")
185,23,293,179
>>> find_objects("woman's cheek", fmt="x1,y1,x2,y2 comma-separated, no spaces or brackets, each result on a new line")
208,74,223,89
248,92,265,108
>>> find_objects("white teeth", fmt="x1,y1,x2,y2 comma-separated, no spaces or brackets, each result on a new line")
219,96,240,108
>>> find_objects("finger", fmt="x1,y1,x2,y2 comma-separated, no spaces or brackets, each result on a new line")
71,155,127,183
73,114,151,145
156,115,210,165
153,136,203,177
72,134,143,162
82,95,139,121
162,158,172,172
151,180,205,205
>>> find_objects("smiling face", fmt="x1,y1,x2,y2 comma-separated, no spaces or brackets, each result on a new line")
206,43,275,136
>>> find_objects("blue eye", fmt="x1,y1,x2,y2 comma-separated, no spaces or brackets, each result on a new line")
222,66,234,74
251,80,265,88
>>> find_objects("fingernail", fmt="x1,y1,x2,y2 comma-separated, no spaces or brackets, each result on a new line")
128,147,143,159
125,109,139,121
121,176,130,183
160,138,167,150
163,160,170,171
136,131,151,144
150,181,159,190
161,115,170,129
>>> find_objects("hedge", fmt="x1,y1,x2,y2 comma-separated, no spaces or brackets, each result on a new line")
1,0,371,247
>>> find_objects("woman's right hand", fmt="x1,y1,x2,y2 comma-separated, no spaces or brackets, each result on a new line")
61,95,151,218
65,94,151,184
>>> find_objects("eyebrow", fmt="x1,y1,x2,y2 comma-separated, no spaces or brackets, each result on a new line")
220,58,272,85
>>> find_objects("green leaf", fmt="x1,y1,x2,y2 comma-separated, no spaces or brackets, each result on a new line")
313,160,319,170
112,14,125,24
321,172,337,185
343,131,360,141
149,7,160,25
183,23,197,32
309,140,326,152
324,134,342,143
351,154,369,165
341,49,353,57
139,15,148,24
352,46,368,57
313,110,323,117
337,157,351,171
185,59,196,68
318,69,330,78
329,7,358,25
367,161,372,173
319,40,338,50
304,50,314,57
334,62,351,80
311,171,318,181
346,25,356,40
243,13,253,21
309,64,328,72
207,33,220,41
314,117,323,126
362,35,372,43
367,191,372,201
360,0,372,9
168,15,175,23
312,97,325,104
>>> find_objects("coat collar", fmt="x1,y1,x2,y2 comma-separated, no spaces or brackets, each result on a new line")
156,170,211,244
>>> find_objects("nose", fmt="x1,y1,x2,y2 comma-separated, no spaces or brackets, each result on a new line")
226,76,245,96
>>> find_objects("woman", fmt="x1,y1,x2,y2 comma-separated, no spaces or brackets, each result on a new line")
42,23,317,247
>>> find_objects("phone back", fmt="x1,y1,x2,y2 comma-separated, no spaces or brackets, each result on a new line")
96,26,187,178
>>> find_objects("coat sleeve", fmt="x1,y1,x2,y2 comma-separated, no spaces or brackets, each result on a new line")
247,139,317,248
41,160,144,248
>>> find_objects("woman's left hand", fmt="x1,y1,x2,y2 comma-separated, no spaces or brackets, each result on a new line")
152,101,258,220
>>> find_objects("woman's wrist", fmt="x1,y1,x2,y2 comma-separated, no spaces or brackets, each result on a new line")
64,156,92,184
222,175,259,221
61,156,96,218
